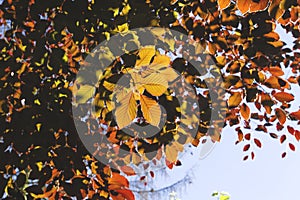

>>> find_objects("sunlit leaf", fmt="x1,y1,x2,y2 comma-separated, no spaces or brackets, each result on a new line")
275,108,286,125
115,91,137,129
228,92,242,108
140,94,161,127
240,103,250,120
273,92,294,103
218,0,231,10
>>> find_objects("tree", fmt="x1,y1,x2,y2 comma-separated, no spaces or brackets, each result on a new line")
0,0,299,199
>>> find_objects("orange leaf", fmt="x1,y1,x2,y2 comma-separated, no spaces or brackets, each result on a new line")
120,166,136,176
265,76,281,89
295,130,300,142
290,110,300,120
115,189,135,200
108,172,129,189
238,130,243,142
254,138,262,148
275,108,286,125
218,0,231,10
237,0,251,14
268,66,284,76
273,92,295,103
249,0,269,13
228,92,242,108
240,103,250,120
264,32,280,41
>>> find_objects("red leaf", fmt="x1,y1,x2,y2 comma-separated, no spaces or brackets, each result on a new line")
289,143,296,151
243,155,249,161
140,176,146,181
280,135,286,144
295,130,300,142
276,122,284,131
254,138,262,148
243,144,250,151
150,171,154,178
165,159,174,169
251,152,255,160
282,152,287,158
244,133,251,140
287,126,295,135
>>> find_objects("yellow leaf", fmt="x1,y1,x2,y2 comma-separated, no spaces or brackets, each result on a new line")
103,80,115,91
135,73,169,96
150,54,171,70
76,84,95,104
216,56,226,66
115,91,137,129
140,94,161,127
165,143,178,162
135,47,156,67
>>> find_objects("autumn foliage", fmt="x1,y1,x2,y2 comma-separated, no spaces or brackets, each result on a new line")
0,0,299,199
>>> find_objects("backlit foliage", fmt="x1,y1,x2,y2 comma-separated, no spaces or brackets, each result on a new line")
0,0,299,199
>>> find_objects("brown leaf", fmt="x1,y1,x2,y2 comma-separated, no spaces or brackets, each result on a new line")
270,133,278,139
240,103,250,120
273,92,295,103
282,152,287,158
